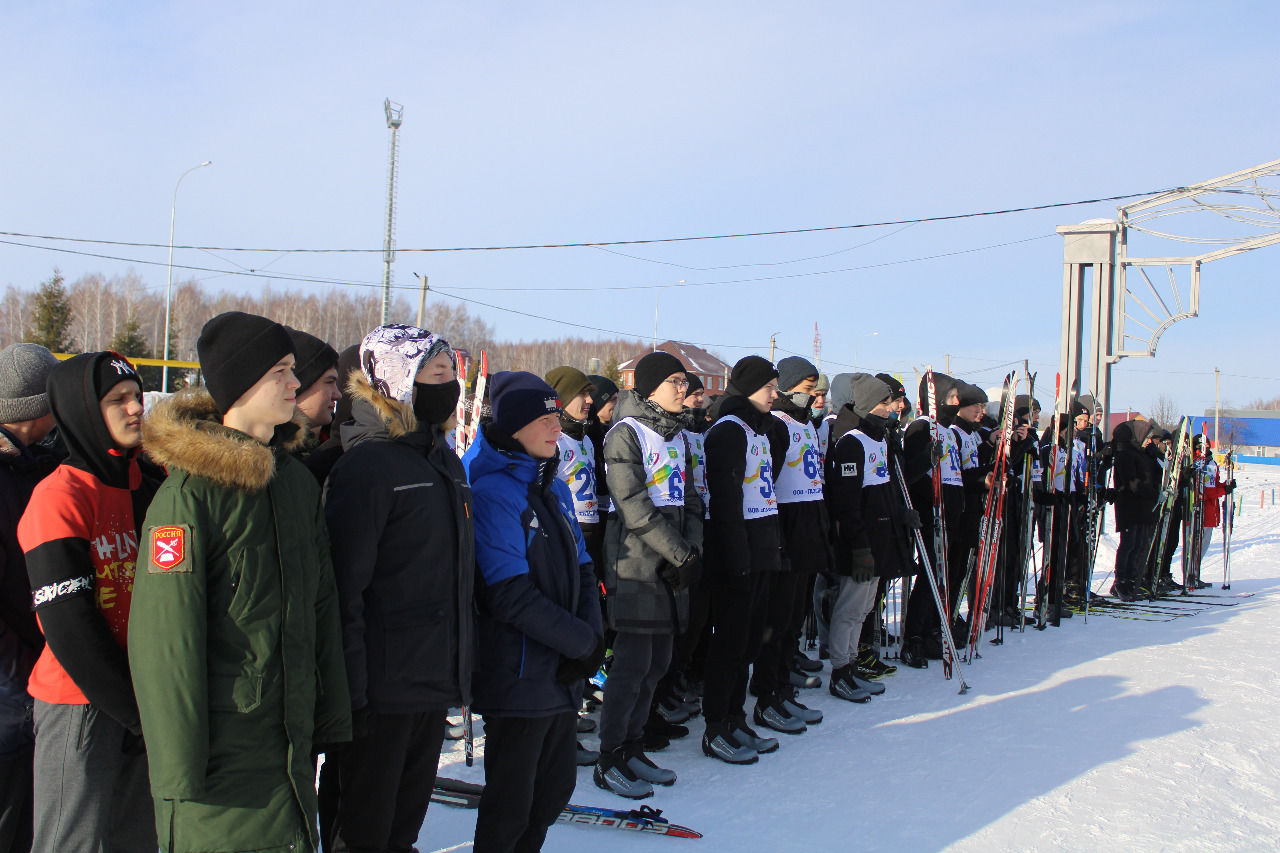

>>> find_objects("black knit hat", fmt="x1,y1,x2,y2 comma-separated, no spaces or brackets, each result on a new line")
587,375,618,411
285,327,339,393
727,355,778,397
777,356,819,393
875,372,905,400
634,351,687,398
197,311,296,414
490,371,561,436
955,382,987,407
685,372,704,393
544,366,594,405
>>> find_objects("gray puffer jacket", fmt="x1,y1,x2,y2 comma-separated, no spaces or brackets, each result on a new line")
602,391,703,634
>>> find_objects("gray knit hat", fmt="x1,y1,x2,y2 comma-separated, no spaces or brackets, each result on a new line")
0,343,59,423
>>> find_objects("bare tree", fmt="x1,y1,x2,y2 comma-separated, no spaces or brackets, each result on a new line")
1149,394,1181,428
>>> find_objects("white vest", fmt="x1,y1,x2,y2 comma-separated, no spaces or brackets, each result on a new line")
771,411,824,503
838,428,891,487
555,432,598,524
953,424,981,472
610,417,687,508
922,416,963,487
685,429,710,519
710,414,778,518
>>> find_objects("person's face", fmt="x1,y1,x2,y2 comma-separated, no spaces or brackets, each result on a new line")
790,377,818,396
99,380,144,450
1075,413,1090,431
1092,410,1103,425
891,396,907,414
512,413,561,458
236,355,300,428
1032,404,1042,424
870,397,893,417
295,367,341,427
945,388,960,406
563,389,591,421
958,402,985,422
415,350,456,385
685,388,706,410
648,372,688,414
597,398,616,424
811,390,827,411
748,379,779,413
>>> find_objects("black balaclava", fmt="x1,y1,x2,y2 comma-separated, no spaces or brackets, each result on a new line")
413,380,461,427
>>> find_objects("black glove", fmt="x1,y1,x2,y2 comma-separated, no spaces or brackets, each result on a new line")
557,634,607,684
850,548,875,583
901,508,922,530
1225,479,1237,494
122,730,145,756
659,552,703,591
930,440,946,466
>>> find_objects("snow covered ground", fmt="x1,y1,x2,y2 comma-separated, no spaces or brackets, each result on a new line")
422,464,1280,852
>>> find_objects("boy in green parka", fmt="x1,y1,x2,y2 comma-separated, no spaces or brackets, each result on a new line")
128,312,351,853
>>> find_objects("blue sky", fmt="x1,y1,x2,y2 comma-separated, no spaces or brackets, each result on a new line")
2,2,1277,416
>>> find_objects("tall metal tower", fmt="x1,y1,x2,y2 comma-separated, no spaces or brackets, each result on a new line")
380,99,404,324
813,322,822,371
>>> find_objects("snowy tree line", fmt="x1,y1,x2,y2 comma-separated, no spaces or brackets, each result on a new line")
3,269,645,384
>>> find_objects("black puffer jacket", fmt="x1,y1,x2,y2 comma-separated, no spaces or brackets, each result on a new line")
704,393,784,577
1111,420,1161,530
824,408,915,579
324,374,475,713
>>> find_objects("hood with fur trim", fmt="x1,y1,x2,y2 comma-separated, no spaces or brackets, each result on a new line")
142,387,306,492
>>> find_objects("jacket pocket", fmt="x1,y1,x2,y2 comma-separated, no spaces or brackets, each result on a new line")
382,604,450,684
208,674,264,713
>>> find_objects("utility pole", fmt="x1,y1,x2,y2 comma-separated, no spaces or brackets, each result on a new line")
381,99,404,325
415,273,429,328
769,333,778,362
1214,367,1221,448
813,322,822,371
945,352,951,373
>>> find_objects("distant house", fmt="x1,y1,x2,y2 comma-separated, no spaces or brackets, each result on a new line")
617,341,731,394
1194,409,1280,462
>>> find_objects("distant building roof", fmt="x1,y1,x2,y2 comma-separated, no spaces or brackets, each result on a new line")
617,341,731,378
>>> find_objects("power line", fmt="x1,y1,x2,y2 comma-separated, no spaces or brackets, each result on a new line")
0,185,1180,255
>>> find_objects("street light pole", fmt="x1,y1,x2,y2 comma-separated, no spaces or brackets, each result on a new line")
164,160,212,392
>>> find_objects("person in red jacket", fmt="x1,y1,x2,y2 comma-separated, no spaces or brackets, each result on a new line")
1193,436,1235,588
18,352,161,852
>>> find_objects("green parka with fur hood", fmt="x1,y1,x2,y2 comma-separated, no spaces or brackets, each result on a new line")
127,388,351,853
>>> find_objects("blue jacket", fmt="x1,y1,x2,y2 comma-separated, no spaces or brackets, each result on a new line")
462,426,601,717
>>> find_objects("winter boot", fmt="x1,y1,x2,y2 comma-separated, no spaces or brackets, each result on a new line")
701,721,759,765
624,742,676,786
655,694,692,724
789,670,822,689
752,695,807,735
577,713,597,734
856,645,897,680
730,716,780,754
901,635,929,669
792,652,823,673
850,670,885,696
577,741,600,766
779,688,823,724
828,664,871,703
594,747,654,799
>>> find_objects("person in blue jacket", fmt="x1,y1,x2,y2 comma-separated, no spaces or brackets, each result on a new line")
462,371,604,853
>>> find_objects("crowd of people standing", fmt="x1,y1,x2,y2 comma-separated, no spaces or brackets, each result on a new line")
0,311,1235,852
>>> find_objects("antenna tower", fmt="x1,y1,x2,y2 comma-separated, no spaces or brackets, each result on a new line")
380,99,404,324
813,322,822,371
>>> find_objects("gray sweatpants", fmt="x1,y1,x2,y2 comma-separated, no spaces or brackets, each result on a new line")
827,577,879,669
32,701,155,853
599,631,674,753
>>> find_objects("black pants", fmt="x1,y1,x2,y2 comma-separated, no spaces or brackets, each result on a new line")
1116,524,1153,587
0,747,33,853
475,712,578,853
332,709,447,853
702,571,766,724
751,571,808,698
600,631,673,752
662,578,709,694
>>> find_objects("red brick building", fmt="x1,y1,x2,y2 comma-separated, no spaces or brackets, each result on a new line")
617,341,731,394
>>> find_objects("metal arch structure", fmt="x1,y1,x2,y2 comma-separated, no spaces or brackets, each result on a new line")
1056,157,1280,430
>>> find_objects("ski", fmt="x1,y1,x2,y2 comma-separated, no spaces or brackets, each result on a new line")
466,350,489,450
453,350,469,452
1035,374,1063,631
967,371,1017,660
891,454,969,693
430,777,703,839
1082,391,1102,622
1017,366,1037,633
1222,450,1235,589
924,367,954,679
1144,418,1192,600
